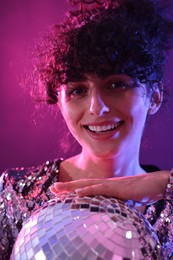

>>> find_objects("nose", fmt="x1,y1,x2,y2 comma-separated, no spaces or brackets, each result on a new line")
89,89,110,116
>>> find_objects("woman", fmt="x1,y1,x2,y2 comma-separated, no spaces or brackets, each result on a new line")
0,0,173,259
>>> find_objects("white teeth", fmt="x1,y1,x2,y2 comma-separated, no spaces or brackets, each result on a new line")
101,125,107,131
88,122,121,132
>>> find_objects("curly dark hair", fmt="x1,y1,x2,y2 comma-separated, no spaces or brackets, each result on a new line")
33,0,173,104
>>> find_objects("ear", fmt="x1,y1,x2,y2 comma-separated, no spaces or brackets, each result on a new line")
147,82,163,115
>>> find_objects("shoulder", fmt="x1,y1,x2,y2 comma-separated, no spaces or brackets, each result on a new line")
0,167,33,191
0,158,63,194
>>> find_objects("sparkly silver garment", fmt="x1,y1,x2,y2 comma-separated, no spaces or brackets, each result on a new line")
0,159,173,259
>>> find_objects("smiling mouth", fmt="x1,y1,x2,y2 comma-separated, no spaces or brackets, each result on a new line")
84,121,124,133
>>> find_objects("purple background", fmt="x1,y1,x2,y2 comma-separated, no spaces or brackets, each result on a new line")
1,0,173,173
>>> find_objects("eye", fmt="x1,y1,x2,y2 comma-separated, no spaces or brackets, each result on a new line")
109,81,129,89
68,85,88,97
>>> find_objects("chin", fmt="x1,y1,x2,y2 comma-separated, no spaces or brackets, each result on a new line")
90,147,120,160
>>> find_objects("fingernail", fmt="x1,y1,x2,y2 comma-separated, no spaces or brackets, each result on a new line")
75,188,83,194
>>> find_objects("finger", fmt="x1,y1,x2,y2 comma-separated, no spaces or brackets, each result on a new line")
75,183,117,197
49,186,59,194
53,179,104,192
49,186,70,195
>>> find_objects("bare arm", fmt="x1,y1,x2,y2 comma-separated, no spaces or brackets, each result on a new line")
50,170,171,205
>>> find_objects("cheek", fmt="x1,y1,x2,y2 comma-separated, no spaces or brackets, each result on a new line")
59,103,81,132
129,98,149,126
118,94,149,122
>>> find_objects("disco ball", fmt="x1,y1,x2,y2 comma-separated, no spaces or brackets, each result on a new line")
10,194,162,260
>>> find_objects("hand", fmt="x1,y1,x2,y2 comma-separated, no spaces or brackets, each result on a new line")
50,171,170,205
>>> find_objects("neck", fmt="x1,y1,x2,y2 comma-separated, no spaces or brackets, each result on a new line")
72,149,145,179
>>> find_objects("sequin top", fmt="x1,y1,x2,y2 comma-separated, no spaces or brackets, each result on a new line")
0,159,173,259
